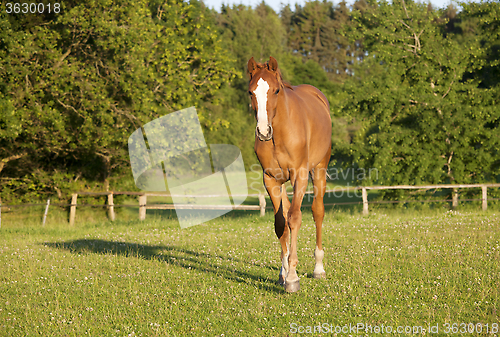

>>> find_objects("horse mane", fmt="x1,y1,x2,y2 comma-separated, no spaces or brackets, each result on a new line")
254,60,294,90
275,68,294,90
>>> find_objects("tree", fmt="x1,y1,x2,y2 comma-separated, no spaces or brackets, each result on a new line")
285,1,334,73
284,0,362,82
339,0,500,192
460,1,500,89
0,0,237,201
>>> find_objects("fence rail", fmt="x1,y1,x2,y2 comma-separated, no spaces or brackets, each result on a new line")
0,183,499,226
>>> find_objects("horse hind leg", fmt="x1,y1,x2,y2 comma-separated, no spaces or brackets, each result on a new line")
311,161,328,279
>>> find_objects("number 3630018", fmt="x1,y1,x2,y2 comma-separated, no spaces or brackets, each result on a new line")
5,3,61,14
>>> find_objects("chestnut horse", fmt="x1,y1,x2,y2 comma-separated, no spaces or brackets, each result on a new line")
248,56,332,292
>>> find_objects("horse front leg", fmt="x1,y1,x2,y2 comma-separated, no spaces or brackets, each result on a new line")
285,167,309,293
264,175,290,286
277,185,291,285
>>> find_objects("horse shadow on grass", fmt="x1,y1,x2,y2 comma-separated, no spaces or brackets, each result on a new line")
43,239,284,293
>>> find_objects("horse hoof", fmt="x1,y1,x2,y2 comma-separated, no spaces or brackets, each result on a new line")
313,271,326,279
285,280,300,293
278,275,285,286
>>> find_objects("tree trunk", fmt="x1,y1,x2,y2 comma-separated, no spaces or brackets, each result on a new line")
0,153,27,175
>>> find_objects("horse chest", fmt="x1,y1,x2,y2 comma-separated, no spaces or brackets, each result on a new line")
255,141,292,183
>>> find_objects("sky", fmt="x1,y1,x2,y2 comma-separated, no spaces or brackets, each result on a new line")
203,0,466,13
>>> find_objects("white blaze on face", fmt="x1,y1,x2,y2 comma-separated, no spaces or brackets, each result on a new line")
253,78,270,136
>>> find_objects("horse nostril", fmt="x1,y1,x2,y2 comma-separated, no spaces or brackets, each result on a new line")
256,124,273,141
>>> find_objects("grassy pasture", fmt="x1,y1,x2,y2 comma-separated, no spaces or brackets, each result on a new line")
1,208,499,336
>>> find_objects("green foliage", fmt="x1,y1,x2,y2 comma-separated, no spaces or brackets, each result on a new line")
0,0,237,202
340,0,500,190
460,1,500,89
217,2,287,67
283,0,368,83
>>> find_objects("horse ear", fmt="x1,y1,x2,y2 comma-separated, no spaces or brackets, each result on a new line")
268,56,278,72
247,57,258,78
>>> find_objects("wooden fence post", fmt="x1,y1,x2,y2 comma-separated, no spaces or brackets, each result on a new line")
362,187,369,216
139,194,147,221
42,199,50,226
108,192,115,221
482,186,488,211
452,188,458,209
259,193,266,217
69,193,78,226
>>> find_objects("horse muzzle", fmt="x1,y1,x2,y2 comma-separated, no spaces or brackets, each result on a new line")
256,124,273,141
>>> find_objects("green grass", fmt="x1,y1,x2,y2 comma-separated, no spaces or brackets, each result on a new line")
1,208,499,336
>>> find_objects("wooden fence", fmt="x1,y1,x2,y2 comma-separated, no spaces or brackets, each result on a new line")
73,191,267,226
1,183,499,226
358,183,500,215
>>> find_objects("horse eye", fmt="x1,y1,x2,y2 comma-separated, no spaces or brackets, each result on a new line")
275,88,280,94
248,91,253,96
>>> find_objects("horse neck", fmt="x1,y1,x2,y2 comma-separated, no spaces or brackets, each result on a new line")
273,89,291,128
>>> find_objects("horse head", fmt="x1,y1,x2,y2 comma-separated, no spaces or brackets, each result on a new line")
247,56,283,141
